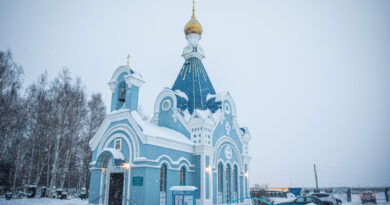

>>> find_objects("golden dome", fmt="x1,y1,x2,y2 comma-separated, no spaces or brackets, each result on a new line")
184,4,202,35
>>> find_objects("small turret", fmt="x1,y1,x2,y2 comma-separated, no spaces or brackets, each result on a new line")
108,55,145,111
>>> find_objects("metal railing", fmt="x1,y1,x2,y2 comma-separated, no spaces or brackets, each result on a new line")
218,192,223,204
160,191,166,205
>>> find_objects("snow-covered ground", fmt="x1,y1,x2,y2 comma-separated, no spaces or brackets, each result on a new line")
0,197,88,205
0,193,389,205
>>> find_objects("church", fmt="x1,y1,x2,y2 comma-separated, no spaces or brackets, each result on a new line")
88,3,252,205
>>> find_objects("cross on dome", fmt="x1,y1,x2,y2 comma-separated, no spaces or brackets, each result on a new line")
126,54,131,67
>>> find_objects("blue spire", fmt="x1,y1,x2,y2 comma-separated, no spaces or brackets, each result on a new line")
172,57,217,113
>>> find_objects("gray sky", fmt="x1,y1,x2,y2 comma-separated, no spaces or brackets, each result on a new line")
1,0,390,188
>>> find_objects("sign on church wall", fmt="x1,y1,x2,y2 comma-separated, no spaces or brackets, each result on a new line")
132,176,143,186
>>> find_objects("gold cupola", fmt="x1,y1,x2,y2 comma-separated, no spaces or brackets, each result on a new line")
184,0,202,35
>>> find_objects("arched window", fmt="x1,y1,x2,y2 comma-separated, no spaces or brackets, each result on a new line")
218,163,223,193
180,166,186,185
226,164,231,202
233,165,238,194
117,81,126,109
119,83,126,102
160,164,167,192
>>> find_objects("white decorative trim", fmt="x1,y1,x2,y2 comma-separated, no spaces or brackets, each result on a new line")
124,74,145,88
108,81,117,93
134,155,195,168
224,145,232,159
109,66,131,83
97,125,140,160
182,33,205,60
213,136,243,170
152,89,191,132
90,110,195,157
130,164,195,172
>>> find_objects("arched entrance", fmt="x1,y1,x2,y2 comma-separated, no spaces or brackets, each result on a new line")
96,148,128,205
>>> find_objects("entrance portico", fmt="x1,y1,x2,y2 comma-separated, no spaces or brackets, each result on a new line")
90,148,130,205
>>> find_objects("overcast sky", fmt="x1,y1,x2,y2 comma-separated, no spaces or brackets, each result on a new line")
1,0,390,188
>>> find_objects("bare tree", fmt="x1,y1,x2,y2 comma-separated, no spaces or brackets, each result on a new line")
80,93,106,192
1,50,106,194
0,50,26,191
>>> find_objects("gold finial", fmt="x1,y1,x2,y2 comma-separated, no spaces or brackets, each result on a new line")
126,54,131,67
184,0,202,35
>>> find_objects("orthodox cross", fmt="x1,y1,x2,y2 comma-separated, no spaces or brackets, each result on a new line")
126,54,131,67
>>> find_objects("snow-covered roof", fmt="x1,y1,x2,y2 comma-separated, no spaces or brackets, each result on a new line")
211,109,222,123
174,89,188,101
102,148,125,160
131,111,193,145
170,186,198,191
206,92,228,102
193,109,214,124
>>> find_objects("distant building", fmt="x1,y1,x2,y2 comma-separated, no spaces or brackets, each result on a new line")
88,3,252,205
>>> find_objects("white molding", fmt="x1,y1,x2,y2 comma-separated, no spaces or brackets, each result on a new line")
90,110,194,153
97,125,140,160
153,88,177,116
124,74,145,88
130,164,195,172
135,155,195,168
213,137,243,170
108,81,117,93
182,33,205,60
109,66,131,83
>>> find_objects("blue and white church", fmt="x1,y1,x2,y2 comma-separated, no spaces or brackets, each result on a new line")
88,4,252,205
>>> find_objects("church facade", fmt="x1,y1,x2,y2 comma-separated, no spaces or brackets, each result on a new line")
88,5,252,205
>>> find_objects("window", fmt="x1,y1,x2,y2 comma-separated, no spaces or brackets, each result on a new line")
233,165,238,193
160,164,167,192
162,99,171,111
117,81,127,109
306,197,318,203
118,82,126,103
180,167,186,186
296,197,305,203
226,164,231,202
114,139,121,150
218,163,223,193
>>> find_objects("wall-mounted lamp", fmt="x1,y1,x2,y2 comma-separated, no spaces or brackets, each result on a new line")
120,162,130,171
205,166,211,174
245,172,249,178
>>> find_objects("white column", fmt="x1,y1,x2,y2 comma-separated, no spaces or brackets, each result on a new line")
200,153,205,205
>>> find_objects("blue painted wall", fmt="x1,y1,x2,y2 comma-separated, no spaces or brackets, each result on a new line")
89,169,102,204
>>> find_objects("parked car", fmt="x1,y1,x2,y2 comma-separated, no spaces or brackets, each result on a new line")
277,196,334,205
306,192,342,205
360,192,376,204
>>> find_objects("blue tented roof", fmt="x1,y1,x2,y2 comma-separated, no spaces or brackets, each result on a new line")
172,57,218,113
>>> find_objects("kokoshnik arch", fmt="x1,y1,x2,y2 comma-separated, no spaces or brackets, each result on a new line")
88,2,252,204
